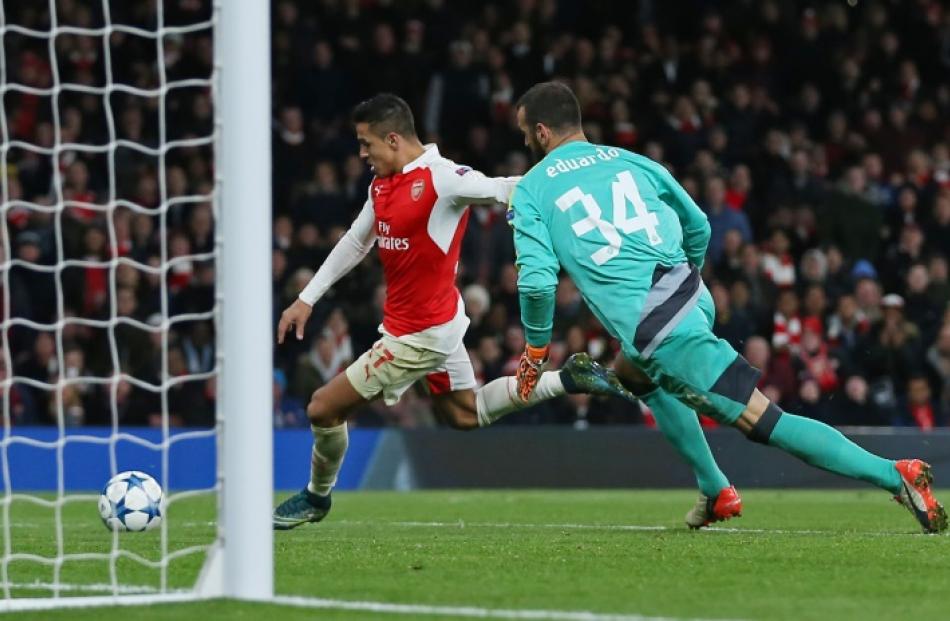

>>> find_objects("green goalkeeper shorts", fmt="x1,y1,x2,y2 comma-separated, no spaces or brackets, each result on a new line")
621,264,761,424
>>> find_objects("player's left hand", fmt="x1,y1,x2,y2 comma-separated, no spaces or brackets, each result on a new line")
516,344,550,402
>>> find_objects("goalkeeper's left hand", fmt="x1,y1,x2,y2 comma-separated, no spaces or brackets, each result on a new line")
516,344,549,402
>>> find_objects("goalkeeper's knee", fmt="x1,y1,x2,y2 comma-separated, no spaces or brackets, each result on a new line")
739,401,783,445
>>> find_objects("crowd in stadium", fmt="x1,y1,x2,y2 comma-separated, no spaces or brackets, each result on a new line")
3,0,950,430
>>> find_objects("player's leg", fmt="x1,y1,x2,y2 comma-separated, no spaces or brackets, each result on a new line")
734,388,946,532
734,388,899,491
430,343,634,428
274,337,440,530
273,351,376,530
273,370,365,530
427,344,481,430
428,342,568,429
648,311,947,533
612,353,738,527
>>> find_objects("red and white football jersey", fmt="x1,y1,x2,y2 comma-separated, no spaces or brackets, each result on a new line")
301,145,517,354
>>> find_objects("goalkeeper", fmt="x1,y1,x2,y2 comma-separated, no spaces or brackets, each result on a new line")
509,82,946,534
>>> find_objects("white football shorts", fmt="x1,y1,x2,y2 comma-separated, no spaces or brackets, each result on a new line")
344,334,477,405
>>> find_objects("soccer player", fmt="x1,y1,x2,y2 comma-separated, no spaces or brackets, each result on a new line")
272,94,632,530
509,82,947,534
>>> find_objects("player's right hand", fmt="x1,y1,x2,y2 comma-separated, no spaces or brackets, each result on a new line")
277,298,313,344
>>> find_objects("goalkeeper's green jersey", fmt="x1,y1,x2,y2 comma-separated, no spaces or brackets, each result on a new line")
510,141,711,351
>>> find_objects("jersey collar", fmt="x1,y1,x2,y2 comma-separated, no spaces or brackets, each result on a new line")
402,144,440,173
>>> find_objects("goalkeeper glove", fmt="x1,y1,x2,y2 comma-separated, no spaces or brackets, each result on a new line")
516,344,549,402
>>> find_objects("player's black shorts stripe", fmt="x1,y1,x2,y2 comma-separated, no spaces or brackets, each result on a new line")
634,265,701,356
639,264,692,323
709,354,761,406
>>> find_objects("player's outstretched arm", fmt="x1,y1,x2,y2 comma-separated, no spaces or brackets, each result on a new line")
278,199,376,344
510,184,559,400
434,163,520,207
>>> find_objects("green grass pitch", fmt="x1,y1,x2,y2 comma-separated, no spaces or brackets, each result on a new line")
3,489,949,620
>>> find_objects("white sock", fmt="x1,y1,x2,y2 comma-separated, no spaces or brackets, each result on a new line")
306,422,348,496
475,371,565,427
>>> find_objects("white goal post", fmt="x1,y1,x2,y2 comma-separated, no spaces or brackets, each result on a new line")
0,0,272,610
215,0,273,602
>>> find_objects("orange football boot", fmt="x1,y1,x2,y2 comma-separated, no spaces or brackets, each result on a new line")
894,459,948,534
686,485,742,529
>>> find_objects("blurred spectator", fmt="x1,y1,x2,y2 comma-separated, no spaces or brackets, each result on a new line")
295,162,349,232
833,375,888,427
181,322,215,375
761,229,796,288
820,166,882,263
785,149,825,210
862,294,922,419
823,246,852,302
294,330,339,400
799,249,827,289
798,317,839,397
273,369,307,429
10,231,56,324
905,375,938,430
2,354,36,425
273,106,311,211
55,347,104,425
927,255,950,309
713,230,744,283
704,176,751,264
827,294,869,354
710,281,750,351
463,284,492,348
801,285,828,326
904,264,941,342
853,273,883,325
772,289,802,356
744,336,796,407
927,324,950,422
882,224,927,293
14,332,56,419
162,346,211,427
424,40,490,149
299,41,352,123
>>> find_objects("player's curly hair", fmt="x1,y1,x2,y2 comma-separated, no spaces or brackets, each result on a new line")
351,93,417,138
516,81,582,134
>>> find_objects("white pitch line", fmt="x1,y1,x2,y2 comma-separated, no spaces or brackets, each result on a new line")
0,581,177,595
0,592,198,612
271,595,740,621
0,588,737,621
333,519,926,537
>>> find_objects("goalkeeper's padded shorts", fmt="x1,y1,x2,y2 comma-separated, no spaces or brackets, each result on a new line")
624,280,760,425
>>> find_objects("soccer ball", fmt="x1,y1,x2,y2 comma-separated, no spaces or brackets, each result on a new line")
98,470,164,532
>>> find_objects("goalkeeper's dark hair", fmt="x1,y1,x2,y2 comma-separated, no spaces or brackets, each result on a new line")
516,81,582,134
351,93,417,138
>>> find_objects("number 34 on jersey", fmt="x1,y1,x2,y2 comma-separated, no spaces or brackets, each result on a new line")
555,170,663,266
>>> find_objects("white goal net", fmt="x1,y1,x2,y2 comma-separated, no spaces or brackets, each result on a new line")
0,0,272,610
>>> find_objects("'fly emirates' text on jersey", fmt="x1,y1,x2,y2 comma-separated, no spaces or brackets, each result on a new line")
300,145,518,354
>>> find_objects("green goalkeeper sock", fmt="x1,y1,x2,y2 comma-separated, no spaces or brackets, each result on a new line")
643,388,730,497
767,411,901,494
